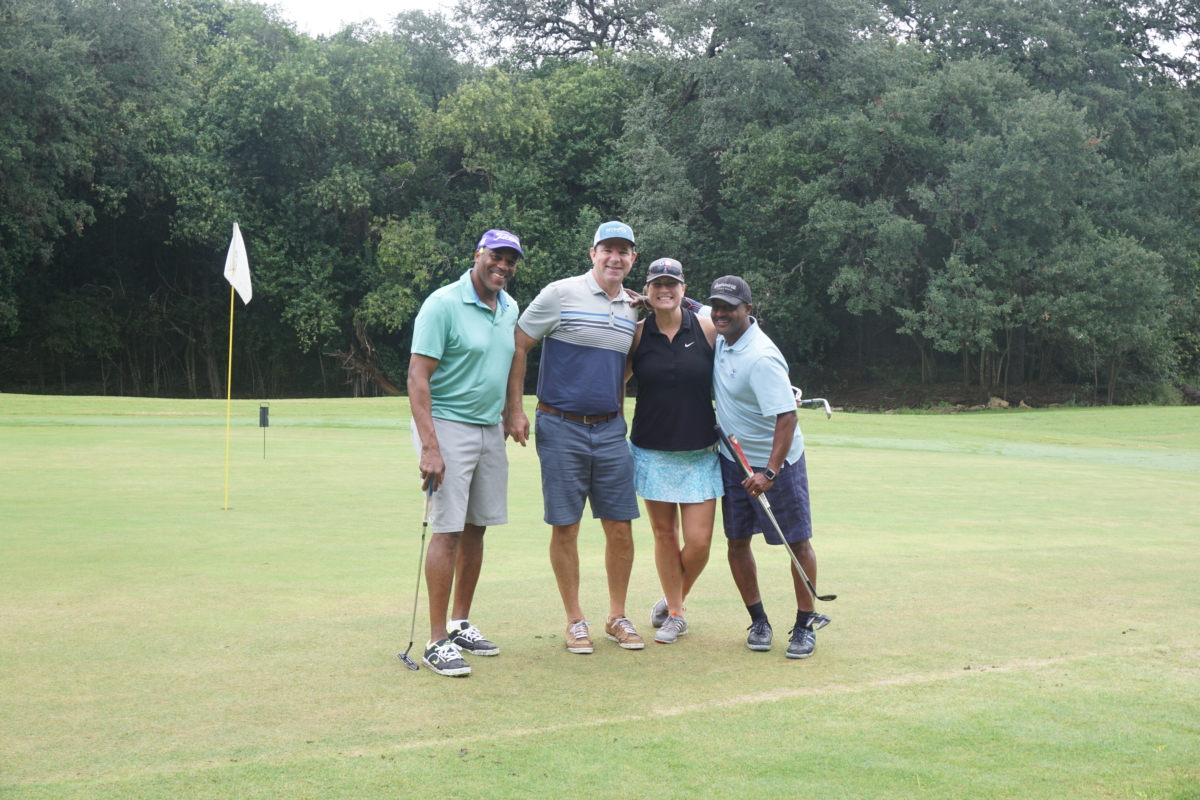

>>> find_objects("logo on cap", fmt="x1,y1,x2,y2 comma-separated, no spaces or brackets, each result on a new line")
476,229,524,256
593,221,635,246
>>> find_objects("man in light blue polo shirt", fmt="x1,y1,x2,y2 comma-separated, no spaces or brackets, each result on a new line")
709,275,824,661
407,229,522,677
504,221,645,655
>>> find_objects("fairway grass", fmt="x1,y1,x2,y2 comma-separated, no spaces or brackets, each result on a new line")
2,395,1198,799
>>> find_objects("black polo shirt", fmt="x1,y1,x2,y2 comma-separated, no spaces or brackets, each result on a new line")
630,308,717,451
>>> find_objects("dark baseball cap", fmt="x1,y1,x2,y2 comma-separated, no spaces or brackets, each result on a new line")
645,258,684,284
708,275,752,306
476,229,523,257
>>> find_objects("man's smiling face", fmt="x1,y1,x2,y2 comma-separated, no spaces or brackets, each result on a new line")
709,298,751,341
473,246,520,294
589,239,636,289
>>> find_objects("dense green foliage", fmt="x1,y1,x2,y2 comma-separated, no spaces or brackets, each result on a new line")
1,0,1198,401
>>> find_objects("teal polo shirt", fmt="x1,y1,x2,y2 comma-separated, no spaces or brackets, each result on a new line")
410,270,518,425
712,319,804,467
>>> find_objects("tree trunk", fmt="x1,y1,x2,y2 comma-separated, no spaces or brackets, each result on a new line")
201,315,223,399
909,332,932,384
1039,340,1054,384
1010,325,1026,385
1106,352,1125,406
183,335,198,398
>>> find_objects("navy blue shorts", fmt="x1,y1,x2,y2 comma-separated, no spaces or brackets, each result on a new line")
719,453,812,545
534,410,640,526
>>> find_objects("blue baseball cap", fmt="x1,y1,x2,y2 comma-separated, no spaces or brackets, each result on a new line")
593,221,635,247
476,229,523,257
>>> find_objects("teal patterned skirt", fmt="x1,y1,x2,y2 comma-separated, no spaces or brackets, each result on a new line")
629,442,724,503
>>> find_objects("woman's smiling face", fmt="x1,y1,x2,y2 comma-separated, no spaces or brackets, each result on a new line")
646,277,684,311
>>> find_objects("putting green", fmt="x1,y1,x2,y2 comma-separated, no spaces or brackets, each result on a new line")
1,395,1197,799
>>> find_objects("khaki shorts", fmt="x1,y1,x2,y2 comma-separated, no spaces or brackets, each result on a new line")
410,417,508,534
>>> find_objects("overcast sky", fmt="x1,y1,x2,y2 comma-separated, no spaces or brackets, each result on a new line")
268,0,453,37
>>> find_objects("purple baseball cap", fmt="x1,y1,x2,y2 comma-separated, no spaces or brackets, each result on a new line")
476,229,523,257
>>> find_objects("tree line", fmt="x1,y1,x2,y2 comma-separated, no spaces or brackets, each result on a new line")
2,0,1198,403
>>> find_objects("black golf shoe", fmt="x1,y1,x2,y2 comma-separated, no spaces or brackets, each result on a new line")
447,622,499,656
746,619,773,651
422,639,470,676
786,625,816,659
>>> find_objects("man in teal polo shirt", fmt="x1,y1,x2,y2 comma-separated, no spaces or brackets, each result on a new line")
408,229,522,677
709,275,823,661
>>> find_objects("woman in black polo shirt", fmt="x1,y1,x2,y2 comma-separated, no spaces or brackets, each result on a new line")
624,258,722,644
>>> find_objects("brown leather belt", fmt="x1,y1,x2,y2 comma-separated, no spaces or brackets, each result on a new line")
537,402,618,425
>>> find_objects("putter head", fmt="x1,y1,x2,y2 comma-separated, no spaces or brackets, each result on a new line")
397,652,420,671
808,613,832,631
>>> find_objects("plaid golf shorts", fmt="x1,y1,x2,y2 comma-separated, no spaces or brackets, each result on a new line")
719,452,812,545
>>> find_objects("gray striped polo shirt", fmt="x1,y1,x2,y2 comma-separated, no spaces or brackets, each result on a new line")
518,271,637,416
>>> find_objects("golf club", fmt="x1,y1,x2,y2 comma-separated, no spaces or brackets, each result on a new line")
398,482,435,670
715,423,837,618
792,386,832,419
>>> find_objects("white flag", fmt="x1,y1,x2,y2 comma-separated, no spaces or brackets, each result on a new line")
223,222,253,304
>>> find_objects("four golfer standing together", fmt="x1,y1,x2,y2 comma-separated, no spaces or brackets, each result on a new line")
407,222,826,676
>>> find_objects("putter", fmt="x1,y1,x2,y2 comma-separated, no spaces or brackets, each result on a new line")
715,423,836,623
398,482,435,670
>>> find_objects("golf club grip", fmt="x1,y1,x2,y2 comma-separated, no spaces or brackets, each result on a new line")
422,483,434,525
714,424,754,479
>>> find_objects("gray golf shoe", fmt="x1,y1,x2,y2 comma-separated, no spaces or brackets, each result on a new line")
422,639,470,676
650,596,669,628
654,614,688,644
786,625,816,659
447,621,499,656
746,619,773,651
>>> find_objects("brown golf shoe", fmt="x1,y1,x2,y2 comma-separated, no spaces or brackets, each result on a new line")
565,619,593,654
604,616,645,650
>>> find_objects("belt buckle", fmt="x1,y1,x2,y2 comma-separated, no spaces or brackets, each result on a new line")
582,414,595,424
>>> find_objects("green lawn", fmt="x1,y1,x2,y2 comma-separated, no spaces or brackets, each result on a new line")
1,395,1198,799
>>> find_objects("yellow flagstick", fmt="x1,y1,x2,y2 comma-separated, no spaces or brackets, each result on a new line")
223,284,235,510
221,221,252,510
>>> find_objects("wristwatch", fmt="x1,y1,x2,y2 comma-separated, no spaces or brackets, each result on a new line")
763,467,778,482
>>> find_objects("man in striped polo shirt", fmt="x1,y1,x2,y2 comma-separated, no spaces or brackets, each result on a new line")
505,221,645,654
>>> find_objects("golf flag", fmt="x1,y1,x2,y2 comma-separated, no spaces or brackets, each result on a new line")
223,222,252,304
221,222,251,510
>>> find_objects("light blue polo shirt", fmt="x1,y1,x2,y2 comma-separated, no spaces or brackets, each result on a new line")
713,319,804,467
410,270,518,425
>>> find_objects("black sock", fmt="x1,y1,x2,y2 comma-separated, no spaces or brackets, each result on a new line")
747,601,768,624
796,609,813,628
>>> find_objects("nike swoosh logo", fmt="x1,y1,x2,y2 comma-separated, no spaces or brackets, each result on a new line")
685,342,694,347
